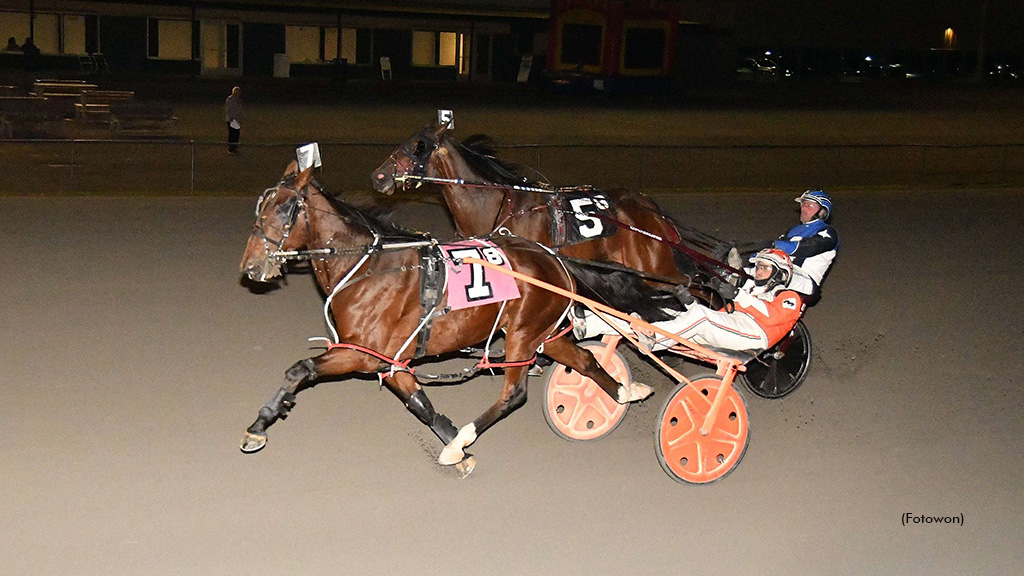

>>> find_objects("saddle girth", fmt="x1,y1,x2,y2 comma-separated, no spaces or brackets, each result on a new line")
548,187,617,247
414,245,446,358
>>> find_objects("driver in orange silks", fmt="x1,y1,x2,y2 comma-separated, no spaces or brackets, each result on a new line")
574,249,805,353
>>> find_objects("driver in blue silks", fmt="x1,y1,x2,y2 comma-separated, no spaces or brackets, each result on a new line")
770,189,838,305
730,189,838,306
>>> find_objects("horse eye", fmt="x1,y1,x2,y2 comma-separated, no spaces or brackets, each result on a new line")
414,140,426,156
277,198,297,220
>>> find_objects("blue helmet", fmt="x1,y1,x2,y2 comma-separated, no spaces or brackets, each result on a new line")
794,189,832,220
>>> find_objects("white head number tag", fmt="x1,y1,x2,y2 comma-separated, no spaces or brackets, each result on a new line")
438,109,454,129
296,142,322,172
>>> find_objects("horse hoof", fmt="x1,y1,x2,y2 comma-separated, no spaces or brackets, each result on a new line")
240,432,267,454
455,456,476,479
438,445,464,466
618,382,653,404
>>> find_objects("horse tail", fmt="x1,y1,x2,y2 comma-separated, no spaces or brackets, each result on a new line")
659,212,744,281
561,260,681,323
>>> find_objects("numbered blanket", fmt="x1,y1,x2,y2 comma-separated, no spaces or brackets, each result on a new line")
440,239,521,310
550,188,617,246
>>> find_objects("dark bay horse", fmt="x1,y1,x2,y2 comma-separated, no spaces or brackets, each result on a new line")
239,163,653,473
371,119,706,287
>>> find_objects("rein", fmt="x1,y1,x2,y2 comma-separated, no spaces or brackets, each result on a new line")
261,179,435,264
395,172,554,195
589,213,750,281
395,172,748,281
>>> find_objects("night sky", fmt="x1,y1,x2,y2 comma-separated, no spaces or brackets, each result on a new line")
732,0,1019,52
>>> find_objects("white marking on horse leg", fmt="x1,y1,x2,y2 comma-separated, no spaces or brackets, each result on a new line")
617,382,653,404
438,423,478,466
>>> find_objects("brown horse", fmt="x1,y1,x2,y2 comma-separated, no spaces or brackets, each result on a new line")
371,119,709,286
239,163,653,473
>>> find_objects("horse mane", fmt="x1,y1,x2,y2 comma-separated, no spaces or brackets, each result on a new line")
562,260,682,322
317,185,428,241
457,134,542,187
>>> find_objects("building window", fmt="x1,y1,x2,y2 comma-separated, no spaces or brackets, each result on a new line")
623,27,666,70
286,25,321,63
561,23,602,67
340,28,358,63
324,27,338,61
412,30,459,67
31,13,59,54
148,19,191,60
412,31,435,66
943,28,956,50
0,11,30,48
439,32,457,66
287,26,360,63
202,22,239,70
62,14,86,54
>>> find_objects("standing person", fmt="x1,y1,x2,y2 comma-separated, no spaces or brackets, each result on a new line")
20,37,40,71
20,37,39,55
224,86,242,154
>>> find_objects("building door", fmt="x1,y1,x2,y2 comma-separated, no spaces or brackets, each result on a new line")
202,21,241,74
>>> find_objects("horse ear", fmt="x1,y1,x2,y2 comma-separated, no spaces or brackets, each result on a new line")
283,161,299,178
426,116,448,133
293,164,315,190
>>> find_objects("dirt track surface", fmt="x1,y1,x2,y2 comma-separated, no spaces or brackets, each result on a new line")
3,187,1023,574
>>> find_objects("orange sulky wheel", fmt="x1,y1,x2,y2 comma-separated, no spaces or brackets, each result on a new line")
542,340,630,441
656,374,750,484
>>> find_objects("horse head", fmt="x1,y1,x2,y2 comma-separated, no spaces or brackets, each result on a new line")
240,162,315,282
372,119,450,195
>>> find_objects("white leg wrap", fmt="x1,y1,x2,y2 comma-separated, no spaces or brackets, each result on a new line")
438,423,478,466
617,382,653,404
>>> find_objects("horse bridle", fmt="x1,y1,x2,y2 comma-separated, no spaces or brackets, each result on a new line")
380,128,441,190
253,178,307,260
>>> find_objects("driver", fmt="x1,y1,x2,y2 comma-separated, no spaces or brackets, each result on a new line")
771,189,838,304
574,249,805,353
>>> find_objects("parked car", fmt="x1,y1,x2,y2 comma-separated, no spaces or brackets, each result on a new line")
988,63,1022,85
736,57,778,81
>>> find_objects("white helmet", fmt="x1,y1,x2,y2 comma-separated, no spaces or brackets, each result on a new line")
753,248,793,290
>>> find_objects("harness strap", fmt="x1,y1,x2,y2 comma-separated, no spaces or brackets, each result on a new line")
549,194,568,246
414,245,446,357
326,342,413,375
591,213,749,281
323,241,378,344
323,341,536,378
476,354,538,370
544,322,574,343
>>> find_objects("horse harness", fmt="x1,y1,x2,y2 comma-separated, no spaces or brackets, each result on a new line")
320,240,551,381
256,182,549,378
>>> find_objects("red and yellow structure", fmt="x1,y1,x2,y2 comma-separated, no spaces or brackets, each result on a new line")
548,0,681,90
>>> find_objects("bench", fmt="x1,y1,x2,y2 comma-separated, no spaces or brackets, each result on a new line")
31,81,95,119
32,80,96,96
0,97,71,137
109,101,176,134
76,90,135,124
